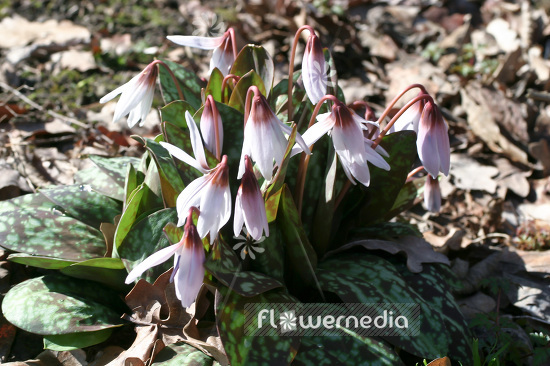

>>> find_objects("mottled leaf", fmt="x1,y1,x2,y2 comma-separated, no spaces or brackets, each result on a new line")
205,67,224,103
60,257,129,291
386,176,426,219
7,253,76,269
114,184,145,250
119,208,179,283
215,287,299,366
152,342,216,365
158,59,205,110
205,239,283,297
2,274,124,335
160,100,196,130
40,184,122,229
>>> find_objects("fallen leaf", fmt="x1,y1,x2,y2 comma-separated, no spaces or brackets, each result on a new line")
326,235,450,273
450,154,499,193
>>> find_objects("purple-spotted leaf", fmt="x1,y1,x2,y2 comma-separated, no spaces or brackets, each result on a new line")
204,239,283,297
317,252,450,358
160,100,196,131
1,274,124,336
228,70,266,113
215,286,300,365
229,44,274,94
119,208,179,283
163,222,184,246
0,205,105,260
150,342,215,365
158,59,205,110
40,184,122,230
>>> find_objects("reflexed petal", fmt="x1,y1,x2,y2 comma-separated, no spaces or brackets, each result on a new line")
290,112,334,157
125,243,180,283
167,35,225,50
99,82,128,104
233,193,245,237
185,111,209,171
111,76,147,123
160,142,209,175
175,175,210,226
364,142,391,171
424,176,441,212
210,37,235,76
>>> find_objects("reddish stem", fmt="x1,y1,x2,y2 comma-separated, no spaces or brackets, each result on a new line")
153,60,185,101
244,86,260,128
221,74,240,103
206,94,222,160
406,166,425,182
228,28,238,59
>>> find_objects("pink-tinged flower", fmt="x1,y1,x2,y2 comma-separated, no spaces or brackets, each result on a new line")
160,112,231,238
167,29,235,76
234,155,269,240
302,33,327,105
417,102,450,178
390,90,428,133
99,61,158,127
238,88,310,181
424,175,441,212
200,95,223,159
125,208,205,308
292,100,389,186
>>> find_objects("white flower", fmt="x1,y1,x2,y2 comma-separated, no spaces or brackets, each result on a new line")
234,155,269,240
292,100,390,186
238,87,310,181
424,175,441,212
160,111,231,238
125,208,205,308
200,95,223,159
167,29,235,76
99,61,158,127
302,34,327,104
417,102,450,178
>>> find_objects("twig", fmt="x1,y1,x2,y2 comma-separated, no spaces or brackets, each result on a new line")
0,81,89,128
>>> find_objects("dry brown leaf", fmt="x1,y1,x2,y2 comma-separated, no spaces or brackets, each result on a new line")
450,154,499,193
328,235,450,273
494,158,531,198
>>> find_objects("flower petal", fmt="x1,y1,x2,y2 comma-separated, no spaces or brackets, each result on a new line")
233,192,245,238
175,175,210,226
197,180,231,238
160,141,209,175
125,243,180,283
185,111,209,171
167,35,225,50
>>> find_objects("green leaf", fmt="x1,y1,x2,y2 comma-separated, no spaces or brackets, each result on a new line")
80,155,140,201
317,252,450,359
2,274,124,335
158,59,205,110
7,253,76,269
216,287,300,365
60,258,129,291
228,70,266,113
341,131,417,228
278,186,319,295
0,205,106,261
119,208,179,283
140,137,186,208
44,328,114,351
213,102,244,174
40,184,122,230
386,176,426,220
294,336,404,366
160,100,196,130
205,239,283,297
114,184,145,250
230,44,274,94
205,67,224,103
152,342,216,365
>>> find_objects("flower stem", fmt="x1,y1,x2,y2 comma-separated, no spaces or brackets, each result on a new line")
375,83,427,129
207,94,222,160
221,74,240,103
371,93,434,150
153,60,184,101
228,28,238,59
287,25,315,122
244,86,260,128
406,166,425,182
295,94,339,215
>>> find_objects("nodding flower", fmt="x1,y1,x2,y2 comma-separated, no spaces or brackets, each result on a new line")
125,207,205,308
238,86,310,182
200,95,223,160
234,155,269,241
167,28,236,76
417,102,450,178
99,61,158,127
302,33,327,105
292,99,390,187
160,111,231,239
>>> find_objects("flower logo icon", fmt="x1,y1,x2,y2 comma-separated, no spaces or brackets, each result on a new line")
192,12,226,37
279,311,297,333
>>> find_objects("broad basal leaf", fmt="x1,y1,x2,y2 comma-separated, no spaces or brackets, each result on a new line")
228,70,266,113
2,274,124,336
158,59,205,110
230,44,274,94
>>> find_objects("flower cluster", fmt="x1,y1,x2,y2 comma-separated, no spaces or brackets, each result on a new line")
101,25,451,309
